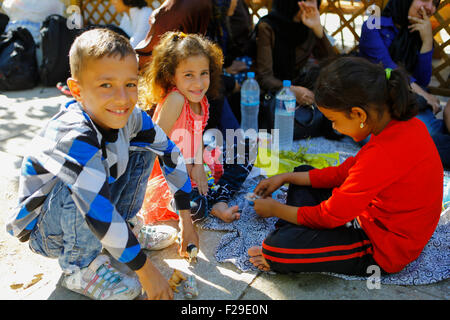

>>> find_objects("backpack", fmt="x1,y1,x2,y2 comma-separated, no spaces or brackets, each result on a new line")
39,14,80,86
0,27,39,91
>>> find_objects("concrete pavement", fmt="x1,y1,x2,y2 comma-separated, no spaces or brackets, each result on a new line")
0,86,448,301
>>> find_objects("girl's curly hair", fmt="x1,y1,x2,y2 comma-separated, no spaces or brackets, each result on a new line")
139,31,224,111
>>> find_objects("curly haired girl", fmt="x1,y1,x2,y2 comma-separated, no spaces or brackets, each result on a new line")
139,32,254,242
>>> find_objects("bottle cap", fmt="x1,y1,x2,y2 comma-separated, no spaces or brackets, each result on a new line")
247,72,255,78
187,243,198,258
283,80,291,87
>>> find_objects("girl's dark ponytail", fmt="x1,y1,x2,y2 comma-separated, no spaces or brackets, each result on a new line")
314,56,419,122
386,68,418,121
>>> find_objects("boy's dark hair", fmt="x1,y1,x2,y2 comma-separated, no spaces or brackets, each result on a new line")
123,0,148,8
69,28,135,79
314,56,418,121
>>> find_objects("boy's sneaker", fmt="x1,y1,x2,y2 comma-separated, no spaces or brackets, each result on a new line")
61,254,141,300
128,216,177,251
137,225,178,251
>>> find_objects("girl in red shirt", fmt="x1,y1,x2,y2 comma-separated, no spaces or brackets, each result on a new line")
248,56,443,275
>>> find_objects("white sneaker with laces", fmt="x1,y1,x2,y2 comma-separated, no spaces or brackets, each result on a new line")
137,224,178,251
61,254,141,300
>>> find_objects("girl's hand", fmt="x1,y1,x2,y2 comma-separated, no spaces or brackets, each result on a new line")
254,174,286,198
252,197,278,218
190,163,208,196
408,7,433,47
290,85,315,105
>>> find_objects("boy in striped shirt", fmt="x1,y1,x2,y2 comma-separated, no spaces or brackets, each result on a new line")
6,28,198,300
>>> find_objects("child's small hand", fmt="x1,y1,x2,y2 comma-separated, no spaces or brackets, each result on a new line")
250,197,278,218
190,163,209,196
254,174,286,198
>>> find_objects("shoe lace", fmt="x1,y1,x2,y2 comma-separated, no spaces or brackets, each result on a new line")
86,264,124,299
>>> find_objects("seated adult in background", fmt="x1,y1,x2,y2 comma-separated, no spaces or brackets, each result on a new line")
432,100,450,169
111,0,153,48
135,0,211,69
208,0,251,79
359,0,449,169
207,0,251,122
359,0,441,116
255,0,335,104
254,0,338,138
229,0,253,59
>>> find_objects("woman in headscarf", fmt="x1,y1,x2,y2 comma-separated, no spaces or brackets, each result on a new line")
359,0,449,169
359,0,441,114
255,0,335,105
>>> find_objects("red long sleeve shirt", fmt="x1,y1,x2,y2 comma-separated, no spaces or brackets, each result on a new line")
298,118,443,273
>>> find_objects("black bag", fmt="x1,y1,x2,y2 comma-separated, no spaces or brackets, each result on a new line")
246,21,260,61
0,27,39,91
258,92,326,139
39,14,81,86
0,13,9,35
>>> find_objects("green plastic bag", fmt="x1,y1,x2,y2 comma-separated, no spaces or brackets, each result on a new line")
254,146,340,177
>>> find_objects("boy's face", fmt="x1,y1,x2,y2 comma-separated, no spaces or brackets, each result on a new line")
68,54,139,131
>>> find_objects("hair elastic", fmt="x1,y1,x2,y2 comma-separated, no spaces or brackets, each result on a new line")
385,68,392,80
173,32,187,42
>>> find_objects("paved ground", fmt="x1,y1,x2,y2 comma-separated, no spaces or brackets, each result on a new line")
0,86,448,301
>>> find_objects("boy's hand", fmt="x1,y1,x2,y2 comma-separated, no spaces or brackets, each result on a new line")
178,210,199,258
254,174,286,198
135,258,173,300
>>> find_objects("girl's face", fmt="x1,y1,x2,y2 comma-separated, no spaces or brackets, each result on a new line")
318,106,369,142
174,55,210,106
408,0,438,19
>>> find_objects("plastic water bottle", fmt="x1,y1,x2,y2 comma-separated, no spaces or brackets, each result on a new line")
274,80,296,150
240,72,260,138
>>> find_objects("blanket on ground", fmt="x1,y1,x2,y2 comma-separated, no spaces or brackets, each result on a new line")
201,138,450,285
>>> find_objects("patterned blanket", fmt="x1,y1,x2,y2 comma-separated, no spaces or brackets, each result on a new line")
201,138,450,285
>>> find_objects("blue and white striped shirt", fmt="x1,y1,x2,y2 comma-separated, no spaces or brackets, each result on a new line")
7,100,192,270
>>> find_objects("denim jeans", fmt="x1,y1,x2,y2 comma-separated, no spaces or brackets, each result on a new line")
416,108,446,136
29,151,155,273
416,108,450,169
